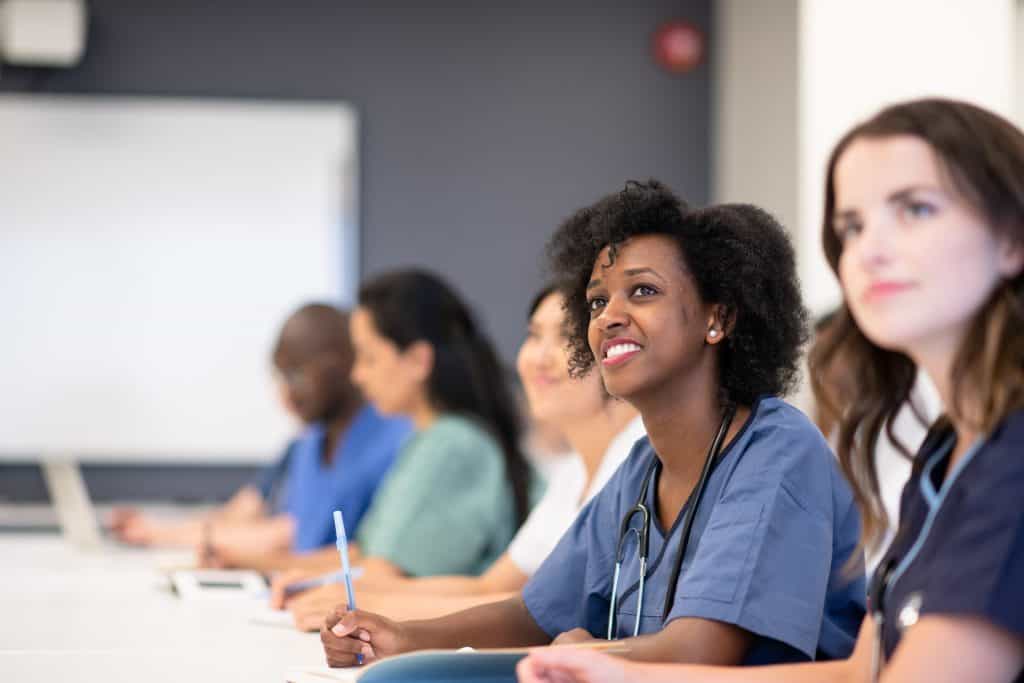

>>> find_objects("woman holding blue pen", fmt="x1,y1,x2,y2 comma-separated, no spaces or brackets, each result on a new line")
320,183,865,669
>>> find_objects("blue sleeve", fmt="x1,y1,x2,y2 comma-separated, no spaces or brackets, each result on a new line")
667,422,842,659
252,440,296,510
522,464,626,639
818,471,865,660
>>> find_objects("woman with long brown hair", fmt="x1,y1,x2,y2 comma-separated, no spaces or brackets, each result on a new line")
517,98,1024,682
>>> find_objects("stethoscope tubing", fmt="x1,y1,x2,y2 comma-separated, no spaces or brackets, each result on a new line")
606,403,736,640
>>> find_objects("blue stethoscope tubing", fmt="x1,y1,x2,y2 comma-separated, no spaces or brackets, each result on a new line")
606,403,737,639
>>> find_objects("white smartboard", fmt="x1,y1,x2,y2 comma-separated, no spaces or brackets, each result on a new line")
0,95,358,462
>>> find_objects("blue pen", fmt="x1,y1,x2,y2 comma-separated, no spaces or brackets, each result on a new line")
282,569,343,598
332,510,362,665
282,566,365,598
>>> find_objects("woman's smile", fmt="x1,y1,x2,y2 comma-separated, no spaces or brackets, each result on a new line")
601,338,644,367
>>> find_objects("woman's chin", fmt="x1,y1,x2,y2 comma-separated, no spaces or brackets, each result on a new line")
599,379,635,403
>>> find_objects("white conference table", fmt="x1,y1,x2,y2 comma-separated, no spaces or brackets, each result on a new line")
0,534,325,683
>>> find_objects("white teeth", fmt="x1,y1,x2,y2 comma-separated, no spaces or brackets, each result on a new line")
605,343,641,359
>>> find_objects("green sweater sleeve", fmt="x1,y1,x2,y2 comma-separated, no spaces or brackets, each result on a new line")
356,417,512,576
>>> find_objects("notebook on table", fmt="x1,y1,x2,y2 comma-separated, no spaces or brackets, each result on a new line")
285,642,628,683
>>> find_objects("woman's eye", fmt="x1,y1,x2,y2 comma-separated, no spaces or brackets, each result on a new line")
587,297,606,313
632,284,657,297
833,220,861,243
902,200,936,219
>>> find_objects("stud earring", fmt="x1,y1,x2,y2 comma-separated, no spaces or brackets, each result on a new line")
708,329,718,338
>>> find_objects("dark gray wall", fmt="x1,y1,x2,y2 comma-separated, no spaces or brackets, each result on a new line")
0,1,710,502
0,0,711,361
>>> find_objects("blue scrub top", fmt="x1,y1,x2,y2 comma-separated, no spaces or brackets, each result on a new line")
522,396,866,664
253,443,295,509
873,410,1024,678
276,405,412,552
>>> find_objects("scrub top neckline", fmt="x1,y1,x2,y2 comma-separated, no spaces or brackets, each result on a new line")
609,395,771,614
881,429,988,618
646,396,763,537
315,404,374,470
305,422,330,468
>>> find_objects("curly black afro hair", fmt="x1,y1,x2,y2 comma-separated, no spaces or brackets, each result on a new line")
546,179,810,406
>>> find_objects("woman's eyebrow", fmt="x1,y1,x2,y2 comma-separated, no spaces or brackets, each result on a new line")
833,208,858,224
887,184,942,203
586,278,602,291
623,267,665,281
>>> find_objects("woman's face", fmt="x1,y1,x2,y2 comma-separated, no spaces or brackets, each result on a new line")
516,292,605,424
833,135,1023,357
584,234,719,402
348,307,425,416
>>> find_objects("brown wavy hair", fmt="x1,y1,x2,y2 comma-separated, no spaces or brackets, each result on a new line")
810,98,1024,554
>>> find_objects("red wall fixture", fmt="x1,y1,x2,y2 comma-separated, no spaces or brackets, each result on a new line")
652,20,704,74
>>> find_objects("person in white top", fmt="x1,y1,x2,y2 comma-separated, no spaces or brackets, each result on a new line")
509,414,645,576
274,285,642,629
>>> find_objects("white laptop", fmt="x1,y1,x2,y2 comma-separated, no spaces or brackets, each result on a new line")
40,459,103,550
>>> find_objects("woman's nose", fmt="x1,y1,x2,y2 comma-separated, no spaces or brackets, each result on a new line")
597,295,628,330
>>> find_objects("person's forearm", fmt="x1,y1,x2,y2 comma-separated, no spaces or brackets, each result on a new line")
618,629,741,665
661,659,856,683
403,596,551,650
619,632,705,664
156,518,205,546
215,486,267,522
364,590,520,621
280,546,341,571
232,545,338,573
358,553,525,596
605,616,752,666
213,516,294,555
360,573,488,596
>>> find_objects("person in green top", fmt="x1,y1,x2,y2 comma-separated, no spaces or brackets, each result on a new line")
354,415,512,576
270,268,537,582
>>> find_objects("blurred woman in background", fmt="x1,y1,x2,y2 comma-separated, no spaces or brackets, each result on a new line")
278,285,643,629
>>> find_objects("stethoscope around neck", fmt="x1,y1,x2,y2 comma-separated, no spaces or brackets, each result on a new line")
606,402,737,639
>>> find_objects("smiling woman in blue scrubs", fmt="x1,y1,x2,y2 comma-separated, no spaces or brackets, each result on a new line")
518,100,1024,683
318,183,865,668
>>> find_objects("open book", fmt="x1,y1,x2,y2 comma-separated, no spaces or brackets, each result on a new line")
284,642,628,683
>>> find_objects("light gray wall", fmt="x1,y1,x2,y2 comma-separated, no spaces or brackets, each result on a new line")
712,0,798,231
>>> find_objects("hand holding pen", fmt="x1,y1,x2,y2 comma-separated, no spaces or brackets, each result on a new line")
321,607,411,668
